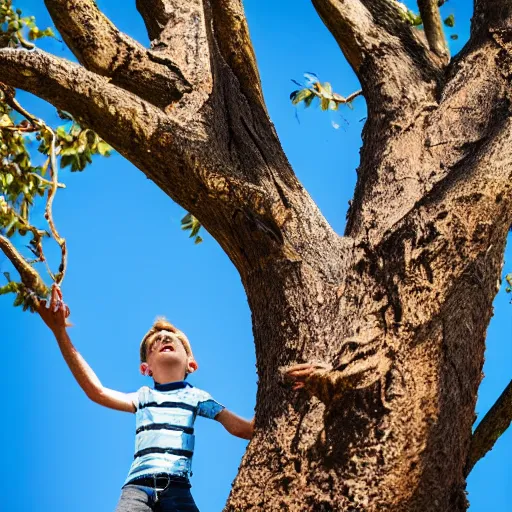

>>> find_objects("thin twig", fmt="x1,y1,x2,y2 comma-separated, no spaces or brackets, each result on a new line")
3,92,39,125
465,379,512,476
344,89,363,103
45,126,67,284
1,125,39,132
29,171,66,189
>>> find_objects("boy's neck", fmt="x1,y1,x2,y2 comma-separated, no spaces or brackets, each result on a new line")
153,380,191,391
151,367,186,385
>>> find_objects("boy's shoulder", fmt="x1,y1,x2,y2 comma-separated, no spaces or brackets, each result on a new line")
140,382,214,402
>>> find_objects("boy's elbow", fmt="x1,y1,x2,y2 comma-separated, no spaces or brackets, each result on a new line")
85,386,105,404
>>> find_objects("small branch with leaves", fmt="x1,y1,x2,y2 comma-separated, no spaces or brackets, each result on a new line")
290,72,362,129
0,1,113,312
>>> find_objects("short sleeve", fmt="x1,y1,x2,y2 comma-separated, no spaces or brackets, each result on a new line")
133,386,149,411
197,390,225,419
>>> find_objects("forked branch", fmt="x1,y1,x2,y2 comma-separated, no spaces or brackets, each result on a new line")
135,0,212,89
465,379,512,476
311,0,442,75
44,0,191,108
210,0,265,108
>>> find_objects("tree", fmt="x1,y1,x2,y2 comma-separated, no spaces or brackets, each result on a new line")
1,0,511,510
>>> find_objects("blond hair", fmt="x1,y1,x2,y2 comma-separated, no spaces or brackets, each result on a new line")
140,317,194,363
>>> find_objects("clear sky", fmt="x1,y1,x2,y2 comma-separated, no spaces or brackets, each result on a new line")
1,1,510,511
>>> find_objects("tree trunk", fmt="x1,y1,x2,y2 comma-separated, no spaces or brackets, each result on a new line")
1,1,511,510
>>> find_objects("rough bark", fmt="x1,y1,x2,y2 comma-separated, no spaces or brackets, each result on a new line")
2,0,512,510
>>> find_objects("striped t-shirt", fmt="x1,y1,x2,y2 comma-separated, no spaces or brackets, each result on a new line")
123,380,225,486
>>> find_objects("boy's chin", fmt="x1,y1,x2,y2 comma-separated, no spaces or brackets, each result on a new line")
155,360,188,373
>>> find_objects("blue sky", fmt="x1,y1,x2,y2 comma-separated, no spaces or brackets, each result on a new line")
1,1,510,511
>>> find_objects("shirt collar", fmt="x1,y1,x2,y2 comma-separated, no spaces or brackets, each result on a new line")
153,380,193,392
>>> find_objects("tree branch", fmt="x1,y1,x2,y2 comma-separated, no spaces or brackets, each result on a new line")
312,0,442,72
417,0,449,62
0,234,48,297
465,380,512,476
210,0,265,108
0,48,169,168
135,0,174,42
310,0,444,122
43,0,192,108
134,0,212,89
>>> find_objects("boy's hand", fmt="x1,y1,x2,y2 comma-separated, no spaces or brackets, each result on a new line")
37,284,71,334
285,362,331,391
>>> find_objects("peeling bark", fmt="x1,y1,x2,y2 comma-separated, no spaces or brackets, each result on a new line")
2,0,512,510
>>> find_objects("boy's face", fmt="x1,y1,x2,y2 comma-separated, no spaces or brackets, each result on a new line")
142,330,197,379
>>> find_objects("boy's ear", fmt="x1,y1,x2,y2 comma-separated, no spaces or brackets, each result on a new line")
140,363,152,376
187,359,198,374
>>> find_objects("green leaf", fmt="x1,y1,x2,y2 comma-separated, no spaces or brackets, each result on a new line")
320,97,330,111
56,126,73,143
0,114,13,127
0,282,17,295
291,88,314,106
190,221,201,238
40,27,55,38
320,82,333,97
13,292,24,307
60,146,78,156
96,140,112,156
444,14,455,28
181,212,192,226
194,236,203,245
303,94,315,108
59,154,74,169
450,34,459,40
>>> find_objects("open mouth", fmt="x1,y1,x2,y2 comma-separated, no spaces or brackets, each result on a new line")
160,345,175,353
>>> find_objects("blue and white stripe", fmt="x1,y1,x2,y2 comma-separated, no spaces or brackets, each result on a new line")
123,381,224,485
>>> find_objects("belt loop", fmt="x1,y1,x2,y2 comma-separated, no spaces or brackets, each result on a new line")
153,473,171,504
153,474,159,504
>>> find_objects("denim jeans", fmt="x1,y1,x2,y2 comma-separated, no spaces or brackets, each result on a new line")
114,483,199,512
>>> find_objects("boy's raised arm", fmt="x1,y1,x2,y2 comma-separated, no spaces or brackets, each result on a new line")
215,409,254,440
37,285,137,414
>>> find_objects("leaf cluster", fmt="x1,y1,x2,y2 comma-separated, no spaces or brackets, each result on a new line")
506,274,512,294
290,73,355,113
38,120,112,172
0,101,49,244
0,270,40,311
0,0,55,49
181,213,203,244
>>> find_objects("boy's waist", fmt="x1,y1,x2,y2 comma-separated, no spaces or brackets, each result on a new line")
126,475,191,489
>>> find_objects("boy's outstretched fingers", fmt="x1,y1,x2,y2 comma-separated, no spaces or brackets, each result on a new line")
37,284,72,332
285,362,332,391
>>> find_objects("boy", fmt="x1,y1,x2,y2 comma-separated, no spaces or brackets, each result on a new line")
37,285,254,512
